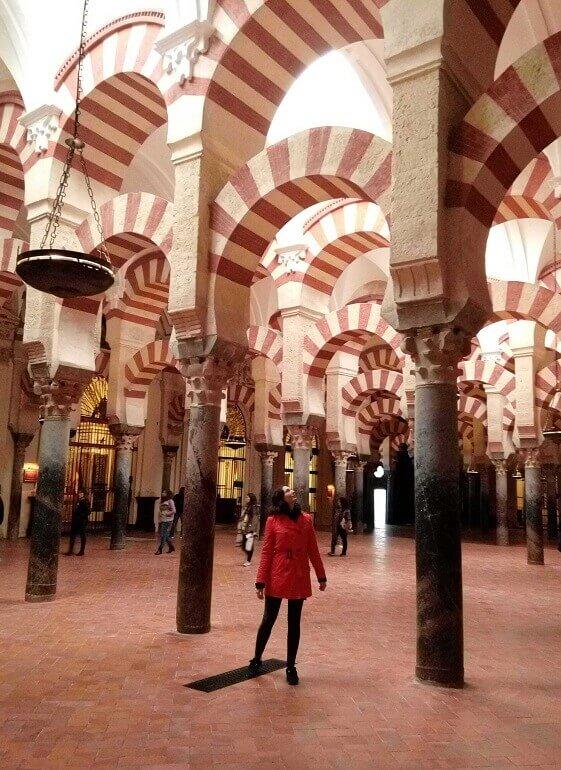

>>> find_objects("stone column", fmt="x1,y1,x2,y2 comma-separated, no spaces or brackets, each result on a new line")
493,459,510,546
332,451,350,500
259,450,277,522
7,432,34,540
466,470,480,530
525,449,544,565
353,460,367,533
290,426,313,509
479,464,490,532
404,327,471,688
161,444,178,492
109,426,141,551
545,464,558,540
25,380,80,602
177,359,230,634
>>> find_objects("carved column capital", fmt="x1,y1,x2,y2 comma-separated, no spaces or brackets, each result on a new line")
403,326,472,386
524,448,541,468
185,358,231,408
34,378,83,420
332,450,352,468
110,424,142,451
492,458,509,477
290,425,314,450
259,450,278,468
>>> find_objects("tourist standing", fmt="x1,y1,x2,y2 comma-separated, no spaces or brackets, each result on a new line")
238,493,260,566
249,486,326,685
65,490,91,556
328,496,351,556
155,490,176,554
170,485,185,537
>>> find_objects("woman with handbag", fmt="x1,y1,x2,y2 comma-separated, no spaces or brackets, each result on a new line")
328,496,351,556
238,493,260,566
249,486,326,685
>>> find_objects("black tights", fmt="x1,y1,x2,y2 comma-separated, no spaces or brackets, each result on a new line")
254,596,304,667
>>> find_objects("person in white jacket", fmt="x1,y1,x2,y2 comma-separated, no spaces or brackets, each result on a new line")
155,490,176,555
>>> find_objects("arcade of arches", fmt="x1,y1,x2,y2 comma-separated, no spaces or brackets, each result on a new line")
3,0,561,765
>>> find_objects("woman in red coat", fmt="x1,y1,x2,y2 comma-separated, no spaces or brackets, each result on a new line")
249,486,326,685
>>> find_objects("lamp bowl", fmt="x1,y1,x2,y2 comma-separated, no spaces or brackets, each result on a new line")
16,248,114,298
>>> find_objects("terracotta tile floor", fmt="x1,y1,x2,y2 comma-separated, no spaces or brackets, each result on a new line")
1,530,561,769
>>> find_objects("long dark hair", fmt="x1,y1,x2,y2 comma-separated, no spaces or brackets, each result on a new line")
271,488,301,521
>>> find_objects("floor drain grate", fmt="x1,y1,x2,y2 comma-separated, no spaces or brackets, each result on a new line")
186,659,286,692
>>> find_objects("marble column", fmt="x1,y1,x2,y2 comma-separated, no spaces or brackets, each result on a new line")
353,460,367,533
25,382,77,602
404,327,471,688
259,449,277,523
161,444,178,492
109,426,141,551
545,464,558,540
479,464,490,532
493,459,509,546
290,426,313,510
332,451,350,501
525,449,544,565
7,432,34,540
466,471,480,530
177,359,230,634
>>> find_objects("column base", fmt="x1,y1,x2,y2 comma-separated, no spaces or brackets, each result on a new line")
25,588,56,603
109,540,126,551
496,528,509,546
527,554,544,566
176,624,211,635
415,665,464,689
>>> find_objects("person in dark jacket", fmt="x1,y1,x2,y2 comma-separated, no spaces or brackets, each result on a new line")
170,486,185,537
237,492,260,566
65,490,91,556
328,496,351,556
249,486,326,685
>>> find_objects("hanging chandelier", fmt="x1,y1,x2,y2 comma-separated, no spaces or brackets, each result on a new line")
16,0,114,299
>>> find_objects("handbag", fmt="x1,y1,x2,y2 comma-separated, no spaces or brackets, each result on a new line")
244,532,255,552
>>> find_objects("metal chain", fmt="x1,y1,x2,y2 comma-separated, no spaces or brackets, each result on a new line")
40,0,108,259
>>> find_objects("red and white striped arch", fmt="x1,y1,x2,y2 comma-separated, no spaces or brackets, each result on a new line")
458,394,487,425
106,248,170,329
200,0,384,160
489,280,561,332
448,33,561,263
124,339,178,399
76,193,173,267
0,94,26,238
0,237,25,306
228,381,256,415
494,154,557,224
268,382,282,422
342,370,403,418
459,357,515,398
303,303,402,380
166,392,186,440
368,416,409,453
359,342,402,374
210,127,392,288
246,325,283,368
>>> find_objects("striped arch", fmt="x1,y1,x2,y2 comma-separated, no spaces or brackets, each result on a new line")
0,238,25,305
459,357,515,398
303,303,403,380
210,127,392,288
495,195,552,225
167,392,186,440
201,0,385,161
368,416,409,454
228,381,256,415
106,248,170,329
0,94,26,238
124,339,177,399
76,193,173,266
360,342,402,374
342,370,403,418
536,362,560,410
489,280,561,332
247,325,283,368
458,394,487,425
448,34,561,276
268,382,282,422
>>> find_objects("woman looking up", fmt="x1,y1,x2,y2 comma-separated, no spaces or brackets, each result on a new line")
249,486,326,685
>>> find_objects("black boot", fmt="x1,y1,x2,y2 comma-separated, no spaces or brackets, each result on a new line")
248,658,262,675
155,547,162,555
286,666,299,686
167,541,175,553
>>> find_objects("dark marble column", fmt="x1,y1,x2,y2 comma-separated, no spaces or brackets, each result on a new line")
353,460,366,532
404,327,471,688
466,470,480,530
545,464,558,540
493,459,509,545
290,426,313,509
7,432,34,540
525,449,544,565
177,359,230,634
258,449,277,525
479,464,490,532
109,426,141,550
161,444,178,492
25,380,80,602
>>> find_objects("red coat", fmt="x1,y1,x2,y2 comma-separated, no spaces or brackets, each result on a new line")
256,513,326,599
